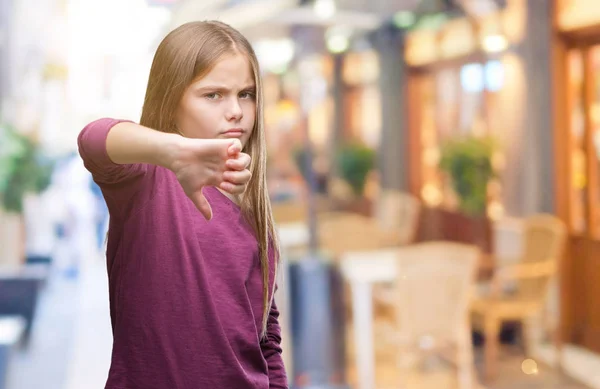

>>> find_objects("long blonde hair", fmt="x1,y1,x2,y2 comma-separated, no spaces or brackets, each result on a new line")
140,21,280,338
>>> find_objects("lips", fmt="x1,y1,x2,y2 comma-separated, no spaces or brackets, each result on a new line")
222,129,245,137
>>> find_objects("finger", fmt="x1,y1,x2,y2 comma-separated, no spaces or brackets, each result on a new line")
225,153,251,171
219,181,246,195
227,139,242,156
222,170,251,185
192,191,213,220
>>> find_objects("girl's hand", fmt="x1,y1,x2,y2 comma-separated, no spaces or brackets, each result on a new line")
169,138,251,220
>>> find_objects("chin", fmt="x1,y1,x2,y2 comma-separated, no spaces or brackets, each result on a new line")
242,137,252,149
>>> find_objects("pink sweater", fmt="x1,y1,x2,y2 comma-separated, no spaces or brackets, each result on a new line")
77,118,287,389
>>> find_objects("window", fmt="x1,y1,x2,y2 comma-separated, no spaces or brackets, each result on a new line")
417,59,506,216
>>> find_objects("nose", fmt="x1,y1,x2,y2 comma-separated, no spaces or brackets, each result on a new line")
225,97,243,121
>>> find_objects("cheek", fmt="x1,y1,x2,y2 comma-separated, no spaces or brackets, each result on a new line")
243,101,257,122
179,100,220,138
244,103,256,141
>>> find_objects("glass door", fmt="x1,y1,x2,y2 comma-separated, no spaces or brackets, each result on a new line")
589,46,600,238
567,44,600,239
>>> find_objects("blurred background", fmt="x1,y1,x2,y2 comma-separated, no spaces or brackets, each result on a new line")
1,0,600,388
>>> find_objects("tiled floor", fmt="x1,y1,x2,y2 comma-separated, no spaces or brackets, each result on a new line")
534,343,600,389
5,270,80,389
5,251,110,389
478,346,590,389
343,346,590,389
343,333,591,389
3,256,594,389
63,256,113,389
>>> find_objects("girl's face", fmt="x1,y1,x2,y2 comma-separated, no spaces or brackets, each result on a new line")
175,53,256,148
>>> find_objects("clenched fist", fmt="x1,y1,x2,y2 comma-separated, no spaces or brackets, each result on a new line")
169,138,251,220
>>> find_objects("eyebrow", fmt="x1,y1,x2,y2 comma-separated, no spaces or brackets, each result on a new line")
195,85,256,92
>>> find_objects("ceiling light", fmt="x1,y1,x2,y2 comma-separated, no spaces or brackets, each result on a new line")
254,38,295,73
327,35,349,54
325,25,351,54
482,34,508,53
314,0,336,20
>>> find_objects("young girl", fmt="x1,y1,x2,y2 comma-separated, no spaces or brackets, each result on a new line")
77,21,286,389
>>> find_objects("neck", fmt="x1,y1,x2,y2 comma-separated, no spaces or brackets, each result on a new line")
216,187,241,206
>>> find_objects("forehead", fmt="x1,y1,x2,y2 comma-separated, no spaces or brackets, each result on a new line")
194,53,255,87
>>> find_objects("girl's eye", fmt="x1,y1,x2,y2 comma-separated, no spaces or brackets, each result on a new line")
240,91,255,100
205,93,221,100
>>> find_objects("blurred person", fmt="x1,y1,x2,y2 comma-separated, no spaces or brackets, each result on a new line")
90,180,109,250
49,152,97,277
77,21,286,389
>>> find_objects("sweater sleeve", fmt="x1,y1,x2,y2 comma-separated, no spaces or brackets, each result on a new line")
77,118,149,219
77,118,146,185
261,297,288,389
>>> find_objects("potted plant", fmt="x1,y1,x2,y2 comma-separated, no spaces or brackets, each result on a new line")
333,143,375,215
439,135,497,216
0,123,54,266
435,134,498,252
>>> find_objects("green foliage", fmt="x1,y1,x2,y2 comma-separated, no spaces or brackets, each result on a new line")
292,143,375,197
336,143,375,196
0,123,54,213
439,135,497,216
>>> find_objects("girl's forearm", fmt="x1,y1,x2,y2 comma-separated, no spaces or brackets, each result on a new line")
106,122,182,170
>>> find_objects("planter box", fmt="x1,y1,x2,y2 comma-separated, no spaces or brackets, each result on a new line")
416,206,493,254
0,265,47,347
331,196,373,217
